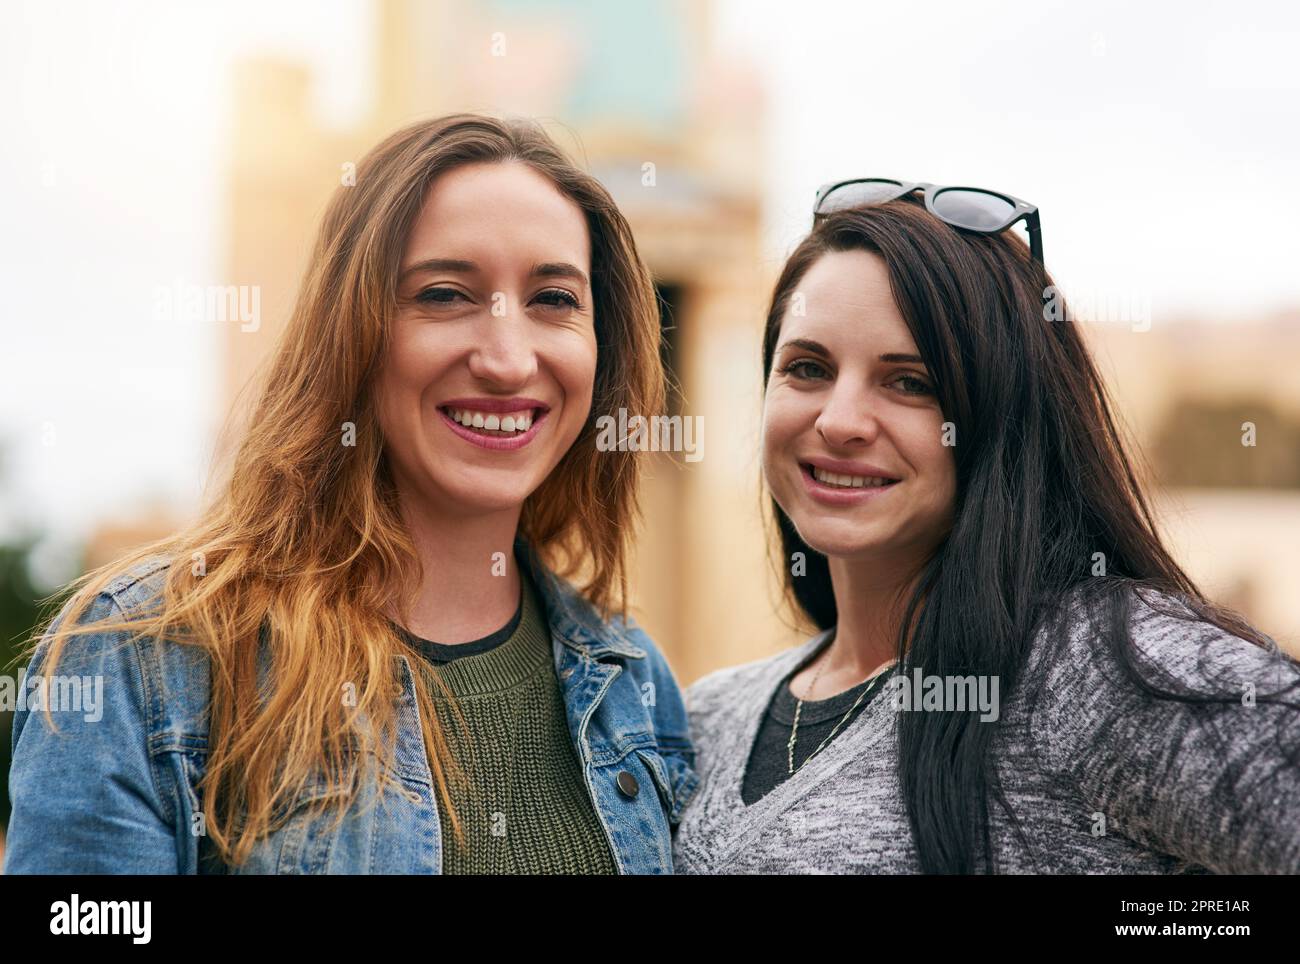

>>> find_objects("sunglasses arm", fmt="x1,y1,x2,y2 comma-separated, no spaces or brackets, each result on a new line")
1025,211,1044,265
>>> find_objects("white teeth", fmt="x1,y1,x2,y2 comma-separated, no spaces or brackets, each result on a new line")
811,466,895,488
446,408,535,433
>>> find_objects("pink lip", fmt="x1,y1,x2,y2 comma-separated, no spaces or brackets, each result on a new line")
440,396,550,414
798,462,900,506
438,406,548,451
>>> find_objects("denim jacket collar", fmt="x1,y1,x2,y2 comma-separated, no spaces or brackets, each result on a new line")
512,535,646,662
249,537,648,677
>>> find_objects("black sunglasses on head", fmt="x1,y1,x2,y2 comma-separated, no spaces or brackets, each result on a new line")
813,178,1043,265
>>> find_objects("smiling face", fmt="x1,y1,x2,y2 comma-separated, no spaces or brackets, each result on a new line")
374,160,597,518
762,248,957,565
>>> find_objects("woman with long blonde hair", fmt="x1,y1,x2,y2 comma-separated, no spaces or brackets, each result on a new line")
4,114,697,874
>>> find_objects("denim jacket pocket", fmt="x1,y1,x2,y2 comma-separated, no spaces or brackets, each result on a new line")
206,770,350,875
271,773,357,874
634,747,700,826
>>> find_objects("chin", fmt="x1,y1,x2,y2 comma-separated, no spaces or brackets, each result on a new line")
430,472,538,515
799,534,883,561
446,492,530,516
785,514,894,561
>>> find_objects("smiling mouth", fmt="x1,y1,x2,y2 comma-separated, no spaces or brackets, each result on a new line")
801,463,900,489
439,406,543,437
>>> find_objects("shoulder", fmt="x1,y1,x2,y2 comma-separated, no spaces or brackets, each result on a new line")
602,614,684,696
15,557,186,749
685,635,821,720
38,554,174,659
526,559,681,682
684,662,754,712
1033,581,1284,688
101,553,174,615
615,617,670,667
1023,581,1293,755
1122,585,1291,696
35,554,211,728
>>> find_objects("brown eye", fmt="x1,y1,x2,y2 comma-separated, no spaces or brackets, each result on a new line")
415,287,467,305
891,374,934,395
532,288,581,310
779,360,829,380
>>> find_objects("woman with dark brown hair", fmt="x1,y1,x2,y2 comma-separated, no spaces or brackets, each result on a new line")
5,114,697,874
675,180,1300,874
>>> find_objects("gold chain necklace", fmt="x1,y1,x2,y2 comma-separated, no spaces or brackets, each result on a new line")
787,650,896,776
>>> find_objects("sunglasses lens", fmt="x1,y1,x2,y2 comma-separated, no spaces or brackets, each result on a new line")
931,188,1016,230
817,180,905,215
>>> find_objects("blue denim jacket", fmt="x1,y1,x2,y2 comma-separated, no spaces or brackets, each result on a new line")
4,538,698,874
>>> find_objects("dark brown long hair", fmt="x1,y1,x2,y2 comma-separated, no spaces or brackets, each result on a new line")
761,198,1300,873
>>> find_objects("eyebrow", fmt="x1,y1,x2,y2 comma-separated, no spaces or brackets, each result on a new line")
531,262,590,288
398,258,590,288
775,338,925,365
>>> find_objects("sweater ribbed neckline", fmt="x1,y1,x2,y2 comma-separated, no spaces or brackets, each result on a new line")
407,572,552,698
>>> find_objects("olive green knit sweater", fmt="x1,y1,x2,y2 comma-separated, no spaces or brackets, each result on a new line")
412,572,617,874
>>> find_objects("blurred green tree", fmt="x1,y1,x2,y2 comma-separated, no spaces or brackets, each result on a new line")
1,539,57,834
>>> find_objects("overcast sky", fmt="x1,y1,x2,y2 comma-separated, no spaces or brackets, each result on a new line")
2,0,1297,580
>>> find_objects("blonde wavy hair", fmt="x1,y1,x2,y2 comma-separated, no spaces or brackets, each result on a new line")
20,113,665,868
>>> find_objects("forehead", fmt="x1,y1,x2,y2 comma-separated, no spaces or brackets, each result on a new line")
779,249,916,352
403,160,591,269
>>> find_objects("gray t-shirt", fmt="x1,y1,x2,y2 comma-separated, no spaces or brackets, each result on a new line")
674,586,1300,874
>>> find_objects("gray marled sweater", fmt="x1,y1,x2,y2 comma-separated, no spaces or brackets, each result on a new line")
673,588,1300,874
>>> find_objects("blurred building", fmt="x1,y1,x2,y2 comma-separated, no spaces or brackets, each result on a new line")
1085,313,1300,653
84,0,1300,680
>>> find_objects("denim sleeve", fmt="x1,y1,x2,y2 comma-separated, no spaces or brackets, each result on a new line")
3,591,182,874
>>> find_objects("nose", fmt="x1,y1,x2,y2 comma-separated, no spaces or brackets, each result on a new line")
815,383,880,448
467,305,538,388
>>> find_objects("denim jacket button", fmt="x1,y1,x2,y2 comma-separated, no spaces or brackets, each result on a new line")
615,771,639,799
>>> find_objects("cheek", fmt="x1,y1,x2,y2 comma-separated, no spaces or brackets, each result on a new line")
903,415,956,499
374,333,449,442
373,370,420,470
380,329,434,398
761,391,804,446
559,330,597,388
760,395,805,481
545,334,598,431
